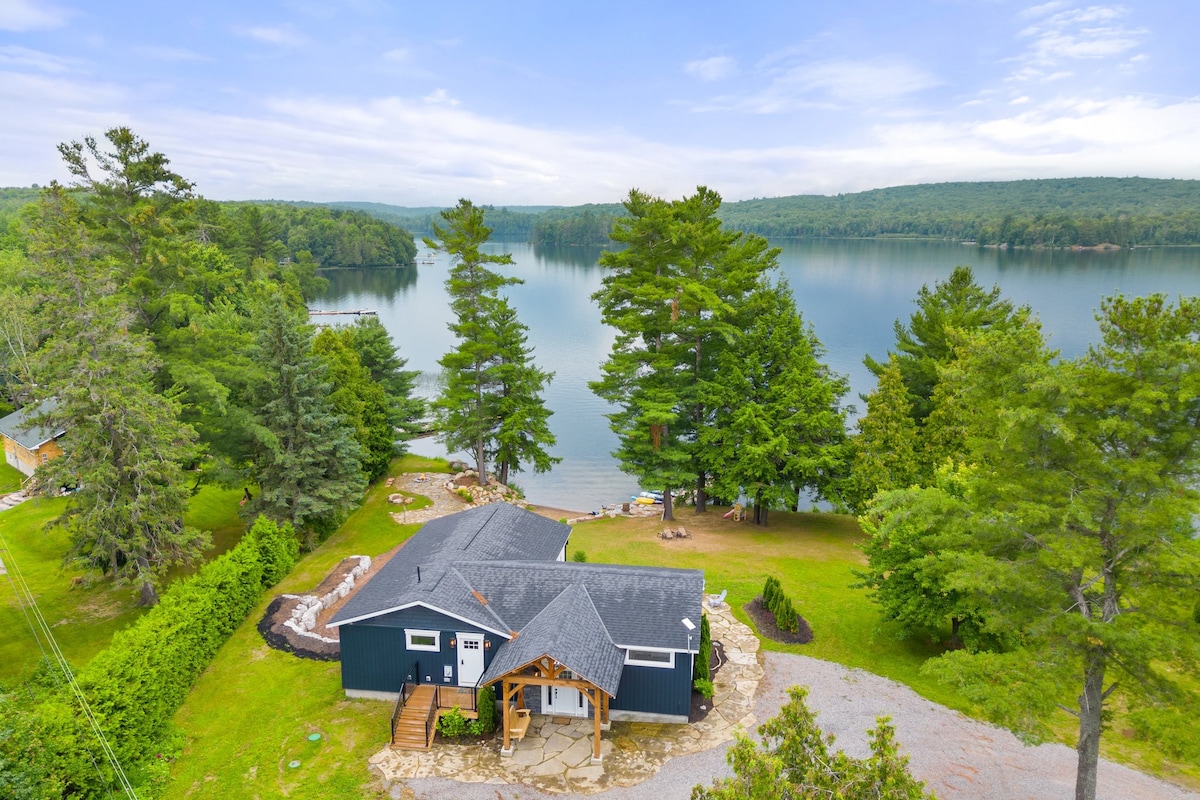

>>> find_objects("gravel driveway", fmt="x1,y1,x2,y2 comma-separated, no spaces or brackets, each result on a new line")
395,652,1199,800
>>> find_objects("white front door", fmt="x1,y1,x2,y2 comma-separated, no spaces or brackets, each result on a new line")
457,634,485,687
542,671,587,717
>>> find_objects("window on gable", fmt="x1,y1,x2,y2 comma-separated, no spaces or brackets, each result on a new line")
625,648,674,668
405,629,440,652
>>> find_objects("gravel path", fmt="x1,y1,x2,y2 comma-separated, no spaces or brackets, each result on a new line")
393,652,1199,800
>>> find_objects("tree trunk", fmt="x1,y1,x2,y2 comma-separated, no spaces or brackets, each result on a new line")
695,471,708,513
662,488,675,522
139,580,159,607
475,436,487,487
1075,647,1106,800
949,617,962,650
499,460,509,487
754,489,768,525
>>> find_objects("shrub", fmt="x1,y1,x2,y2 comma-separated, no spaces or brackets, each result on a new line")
474,685,497,734
694,613,712,680
1194,598,1200,625
456,487,473,502
571,549,587,562
437,706,469,738
693,678,715,699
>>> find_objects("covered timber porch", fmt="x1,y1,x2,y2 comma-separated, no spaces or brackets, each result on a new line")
493,656,612,763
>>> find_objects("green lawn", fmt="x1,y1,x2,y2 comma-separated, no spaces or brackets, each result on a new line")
163,456,447,800
162,482,1198,796
0,462,24,493
0,485,246,685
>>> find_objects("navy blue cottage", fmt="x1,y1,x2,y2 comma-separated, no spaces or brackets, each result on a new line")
328,503,703,760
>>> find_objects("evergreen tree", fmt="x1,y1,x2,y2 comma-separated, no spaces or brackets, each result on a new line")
864,265,1020,422
879,299,1200,800
592,187,773,520
489,299,559,486
845,356,920,513
702,278,848,524
345,315,424,439
427,199,555,487
693,686,932,800
32,300,207,606
312,325,396,482
248,300,365,546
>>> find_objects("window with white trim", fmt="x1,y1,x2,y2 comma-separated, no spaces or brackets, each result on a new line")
625,648,674,668
405,629,440,651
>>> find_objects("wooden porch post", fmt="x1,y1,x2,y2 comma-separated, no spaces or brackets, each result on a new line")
501,679,512,754
592,691,602,762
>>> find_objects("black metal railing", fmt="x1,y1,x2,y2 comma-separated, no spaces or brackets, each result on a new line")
389,680,415,746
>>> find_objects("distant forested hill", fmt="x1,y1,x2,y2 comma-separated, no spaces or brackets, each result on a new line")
336,178,1200,248
717,178,1200,247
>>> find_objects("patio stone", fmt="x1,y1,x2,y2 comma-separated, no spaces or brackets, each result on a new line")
371,602,762,795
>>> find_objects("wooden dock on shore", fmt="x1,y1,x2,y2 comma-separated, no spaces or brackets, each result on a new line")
307,309,378,317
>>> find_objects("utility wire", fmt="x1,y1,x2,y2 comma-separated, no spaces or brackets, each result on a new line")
0,527,138,799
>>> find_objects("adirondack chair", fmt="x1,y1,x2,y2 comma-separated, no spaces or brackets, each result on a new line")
708,589,728,609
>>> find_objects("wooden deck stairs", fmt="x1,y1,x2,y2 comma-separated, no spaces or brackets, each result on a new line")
391,685,436,750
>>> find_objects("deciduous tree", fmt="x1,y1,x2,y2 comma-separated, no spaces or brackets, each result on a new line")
885,298,1200,800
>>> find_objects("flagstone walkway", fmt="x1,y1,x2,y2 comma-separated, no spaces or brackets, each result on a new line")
369,602,763,795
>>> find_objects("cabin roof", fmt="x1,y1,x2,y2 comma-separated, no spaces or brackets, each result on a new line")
0,401,64,451
479,582,625,697
329,503,571,628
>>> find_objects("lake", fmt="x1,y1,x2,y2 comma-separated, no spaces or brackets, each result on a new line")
312,239,1200,511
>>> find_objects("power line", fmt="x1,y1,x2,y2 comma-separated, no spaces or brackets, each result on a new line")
0,528,138,799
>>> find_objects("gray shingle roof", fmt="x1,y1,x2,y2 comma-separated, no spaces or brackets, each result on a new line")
0,401,64,451
479,583,625,697
454,561,704,652
328,503,571,630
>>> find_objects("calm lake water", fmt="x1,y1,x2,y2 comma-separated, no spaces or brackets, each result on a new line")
312,240,1200,511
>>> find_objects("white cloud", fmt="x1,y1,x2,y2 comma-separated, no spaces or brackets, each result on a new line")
719,58,941,114
1012,2,1146,81
0,45,76,73
685,56,736,81
0,0,70,31
382,47,410,63
423,88,458,106
236,25,309,47
133,45,210,63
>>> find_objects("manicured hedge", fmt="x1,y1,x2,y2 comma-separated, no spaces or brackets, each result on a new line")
76,516,298,771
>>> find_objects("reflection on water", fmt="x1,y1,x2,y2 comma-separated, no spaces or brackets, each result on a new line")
314,240,1200,510
318,265,418,304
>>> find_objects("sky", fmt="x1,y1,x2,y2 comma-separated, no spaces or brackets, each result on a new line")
1,0,1197,206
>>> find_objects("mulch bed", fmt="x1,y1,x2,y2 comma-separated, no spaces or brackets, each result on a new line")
743,597,814,645
689,639,726,723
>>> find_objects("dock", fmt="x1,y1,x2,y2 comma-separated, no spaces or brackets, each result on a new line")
307,309,378,317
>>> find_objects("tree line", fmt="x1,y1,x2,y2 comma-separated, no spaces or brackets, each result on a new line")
587,186,1198,800
0,127,425,607
327,177,1200,249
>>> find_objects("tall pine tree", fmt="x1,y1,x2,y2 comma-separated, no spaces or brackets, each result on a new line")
427,200,556,487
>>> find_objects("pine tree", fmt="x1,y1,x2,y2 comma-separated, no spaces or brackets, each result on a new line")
592,187,774,520
489,299,559,486
249,300,365,547
427,199,555,487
